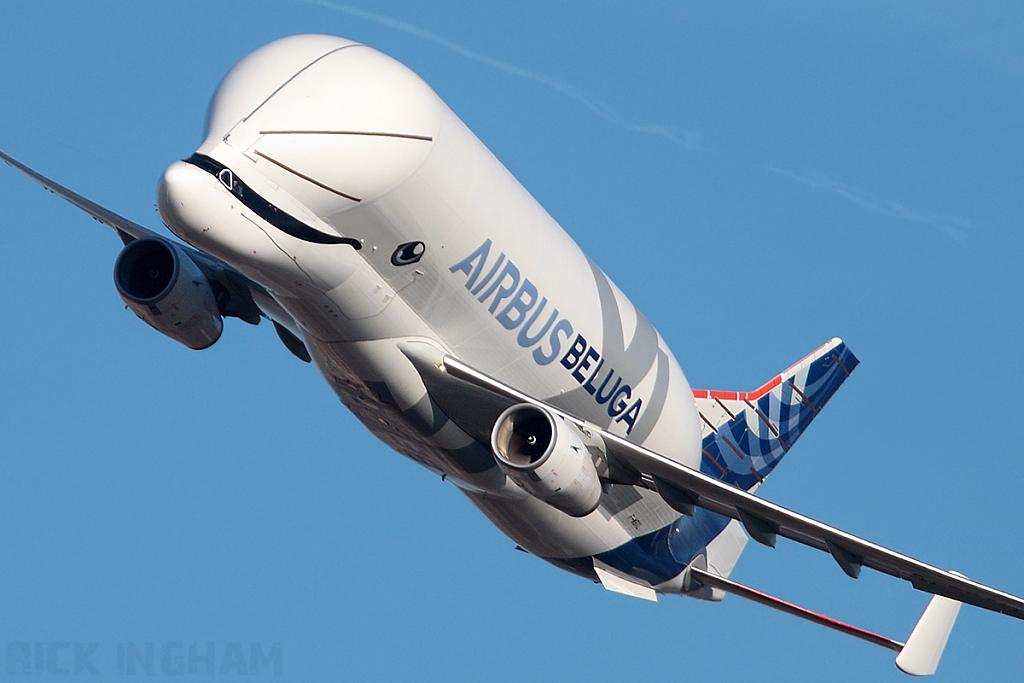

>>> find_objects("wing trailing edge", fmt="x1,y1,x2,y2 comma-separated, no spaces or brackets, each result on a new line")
434,352,1024,623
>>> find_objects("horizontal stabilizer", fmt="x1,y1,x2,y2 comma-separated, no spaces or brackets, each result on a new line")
688,564,963,676
686,566,903,652
895,591,963,676
593,560,658,602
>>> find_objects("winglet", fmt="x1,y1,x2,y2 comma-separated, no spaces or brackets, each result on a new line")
895,590,963,676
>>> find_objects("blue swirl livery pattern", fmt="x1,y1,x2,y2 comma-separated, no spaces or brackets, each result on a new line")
693,338,859,491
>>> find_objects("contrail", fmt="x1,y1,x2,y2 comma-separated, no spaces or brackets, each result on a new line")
767,167,970,240
292,0,968,240
291,0,700,150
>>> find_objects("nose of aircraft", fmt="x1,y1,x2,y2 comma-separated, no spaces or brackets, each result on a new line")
157,160,204,242
158,159,270,266
157,157,328,298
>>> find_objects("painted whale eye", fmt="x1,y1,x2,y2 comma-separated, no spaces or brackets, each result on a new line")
391,241,426,266
218,168,234,190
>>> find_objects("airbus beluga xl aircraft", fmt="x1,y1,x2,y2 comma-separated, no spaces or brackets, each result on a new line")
2,34,1020,675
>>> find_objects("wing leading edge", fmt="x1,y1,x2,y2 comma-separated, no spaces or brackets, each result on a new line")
437,351,1024,621
0,149,157,245
0,150,264,325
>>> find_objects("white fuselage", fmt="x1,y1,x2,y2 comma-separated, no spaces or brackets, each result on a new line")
158,34,717,592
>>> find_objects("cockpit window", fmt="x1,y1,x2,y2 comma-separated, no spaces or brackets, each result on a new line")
183,154,361,249
217,168,235,190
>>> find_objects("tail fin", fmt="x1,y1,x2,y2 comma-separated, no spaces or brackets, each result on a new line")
692,338,859,491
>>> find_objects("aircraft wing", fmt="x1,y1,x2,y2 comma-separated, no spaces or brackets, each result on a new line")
0,149,158,245
0,150,265,325
437,354,1024,621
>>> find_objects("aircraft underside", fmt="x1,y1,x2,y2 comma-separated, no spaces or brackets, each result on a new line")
299,327,718,595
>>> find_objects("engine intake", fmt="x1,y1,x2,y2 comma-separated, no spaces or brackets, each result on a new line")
491,404,602,517
114,237,223,349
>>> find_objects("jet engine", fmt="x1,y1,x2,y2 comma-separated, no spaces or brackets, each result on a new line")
490,404,602,517
114,237,223,350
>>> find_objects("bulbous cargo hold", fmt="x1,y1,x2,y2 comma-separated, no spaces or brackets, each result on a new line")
169,34,705,467
197,34,442,222
114,237,223,350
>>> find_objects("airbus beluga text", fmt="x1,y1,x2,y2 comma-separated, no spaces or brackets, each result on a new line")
3,34,1021,676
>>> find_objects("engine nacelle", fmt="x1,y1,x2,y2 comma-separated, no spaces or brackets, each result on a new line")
114,237,223,350
490,404,602,517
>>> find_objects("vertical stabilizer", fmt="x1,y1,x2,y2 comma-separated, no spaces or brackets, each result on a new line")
693,338,859,490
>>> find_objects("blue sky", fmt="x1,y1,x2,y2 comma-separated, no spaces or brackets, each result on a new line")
1,1,1023,680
